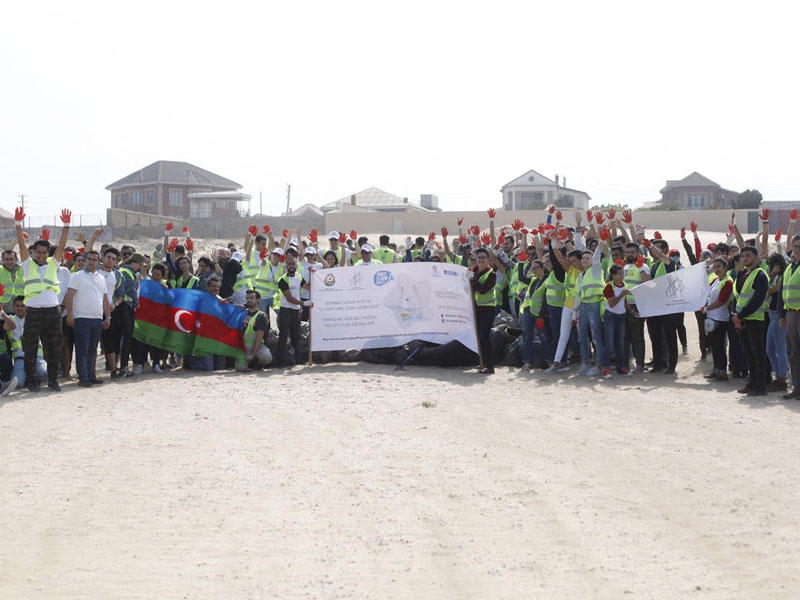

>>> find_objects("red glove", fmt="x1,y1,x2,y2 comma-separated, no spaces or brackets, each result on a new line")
168,237,179,252
14,207,25,222
530,228,538,235
0,283,4,298
557,227,569,241
497,230,506,245
586,210,593,222
594,211,605,225
547,204,555,214
338,232,347,243
77,246,84,254
185,238,194,251
636,255,645,267
441,226,448,238
282,229,290,239
279,254,286,263
517,250,528,262
775,228,782,242
428,231,436,241
554,210,562,221
469,225,480,236
642,238,652,248
791,208,799,221
606,208,616,219
615,258,625,267
182,226,190,235
459,233,467,244
263,224,271,234
349,230,357,240
457,217,464,226
259,247,268,260
22,232,28,239
511,219,524,231
248,225,259,237
690,220,698,232
759,208,770,222
622,209,632,224
599,226,610,241
535,318,545,330
487,208,496,219
520,227,528,235
680,227,686,239
63,250,74,261
41,227,50,241
480,232,491,246
728,224,735,234
654,231,662,240
60,209,71,224
309,229,318,243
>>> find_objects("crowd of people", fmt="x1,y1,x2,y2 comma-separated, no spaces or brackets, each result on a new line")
1,205,799,401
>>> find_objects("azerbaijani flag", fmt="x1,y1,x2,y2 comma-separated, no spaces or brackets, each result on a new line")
134,279,246,359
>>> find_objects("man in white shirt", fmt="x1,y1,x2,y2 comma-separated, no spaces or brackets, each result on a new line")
65,250,112,387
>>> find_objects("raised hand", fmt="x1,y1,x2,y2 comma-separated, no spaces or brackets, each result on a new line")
457,217,464,226
459,233,467,244
497,230,506,246
680,227,686,239
41,227,50,241
441,226,448,238
259,247,269,260
182,226,190,235
349,230,357,240
621,209,632,224
63,250,74,261
165,222,174,235
636,255,645,267
512,218,524,231
599,226,610,241
168,237,178,252
642,238,652,248
517,250,528,262
185,238,194,251
654,231,662,239
586,210,593,222
248,225,258,237
557,227,570,241
282,229,290,239
521,227,529,235
309,229,318,243
759,208,771,222
606,208,616,219
548,204,556,215
469,225,480,236
263,224,271,234
775,228,782,242
480,232,491,246
338,232,347,243
14,207,25,222
791,209,799,222
487,208,496,219
555,210,563,221
594,211,605,225
428,231,436,241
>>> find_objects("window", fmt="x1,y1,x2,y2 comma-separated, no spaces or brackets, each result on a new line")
114,193,122,207
215,199,228,209
169,189,183,206
130,190,141,206
146,189,155,206
687,193,706,208
520,192,545,210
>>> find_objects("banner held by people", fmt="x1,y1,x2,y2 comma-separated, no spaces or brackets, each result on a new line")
632,261,710,318
309,263,479,353
134,280,247,359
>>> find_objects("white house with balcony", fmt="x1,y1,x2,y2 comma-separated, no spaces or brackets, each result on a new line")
500,169,591,211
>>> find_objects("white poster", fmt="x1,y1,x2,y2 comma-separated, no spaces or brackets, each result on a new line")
632,261,710,318
309,263,479,353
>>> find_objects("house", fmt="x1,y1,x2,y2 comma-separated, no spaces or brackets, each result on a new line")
105,160,251,219
320,187,438,213
500,170,591,211
658,172,739,210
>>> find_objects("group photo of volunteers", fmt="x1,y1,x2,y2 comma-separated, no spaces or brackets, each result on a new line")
1,204,798,401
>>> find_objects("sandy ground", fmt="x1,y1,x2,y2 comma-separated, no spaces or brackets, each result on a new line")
1,323,799,599
2,228,798,598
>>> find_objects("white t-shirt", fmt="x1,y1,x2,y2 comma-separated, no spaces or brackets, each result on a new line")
68,269,108,319
99,267,118,304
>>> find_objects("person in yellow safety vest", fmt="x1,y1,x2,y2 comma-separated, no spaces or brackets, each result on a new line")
731,245,770,396
470,246,502,375
574,242,608,378
174,256,200,290
0,249,23,311
545,241,582,374
622,241,651,373
324,231,345,265
642,238,680,375
781,234,800,400
8,295,48,389
519,260,550,370
373,235,398,264
0,302,18,396
236,289,272,371
354,244,383,266
15,207,70,392
252,247,286,316
276,255,312,367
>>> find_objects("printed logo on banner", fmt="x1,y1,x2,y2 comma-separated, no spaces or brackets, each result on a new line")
373,270,394,286
431,265,440,277
349,271,364,289
443,269,458,277
323,274,336,287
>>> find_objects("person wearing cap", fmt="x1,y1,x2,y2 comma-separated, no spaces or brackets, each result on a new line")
325,231,344,264
219,248,244,304
355,244,383,266
15,207,71,392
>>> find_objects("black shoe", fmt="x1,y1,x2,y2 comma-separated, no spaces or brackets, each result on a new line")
747,388,767,397
27,381,41,393
78,380,92,388
479,367,495,375
110,369,123,380
649,366,664,373
704,372,717,379
47,380,62,392
782,389,800,400
663,367,676,375
737,386,753,394
88,377,103,385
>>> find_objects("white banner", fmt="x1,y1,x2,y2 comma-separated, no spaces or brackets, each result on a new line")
632,261,710,318
309,263,479,353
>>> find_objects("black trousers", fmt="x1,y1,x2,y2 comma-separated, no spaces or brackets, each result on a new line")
23,306,62,384
647,313,678,369
476,306,497,370
277,307,301,366
739,320,769,391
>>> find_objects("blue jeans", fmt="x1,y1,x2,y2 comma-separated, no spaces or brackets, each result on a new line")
603,311,627,371
73,317,103,382
766,309,789,378
578,302,604,367
12,355,48,387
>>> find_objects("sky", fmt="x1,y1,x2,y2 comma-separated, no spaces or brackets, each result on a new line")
2,0,798,222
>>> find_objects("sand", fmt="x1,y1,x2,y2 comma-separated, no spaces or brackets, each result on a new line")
2,229,798,598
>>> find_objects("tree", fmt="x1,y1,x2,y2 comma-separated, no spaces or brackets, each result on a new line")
735,189,762,209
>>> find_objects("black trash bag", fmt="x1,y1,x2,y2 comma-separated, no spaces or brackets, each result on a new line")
490,326,515,363
362,347,401,364
311,351,332,364
493,309,520,330
502,337,522,367
412,340,479,367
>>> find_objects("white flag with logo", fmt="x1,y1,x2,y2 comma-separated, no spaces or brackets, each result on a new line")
632,261,710,318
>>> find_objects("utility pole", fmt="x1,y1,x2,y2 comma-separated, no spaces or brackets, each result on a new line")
259,191,263,216
285,184,291,215
18,194,25,208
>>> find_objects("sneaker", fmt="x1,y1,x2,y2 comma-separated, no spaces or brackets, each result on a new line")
133,364,143,376
544,362,560,374
556,364,571,373
601,369,613,379
124,369,136,378
88,377,103,385
633,365,644,374
47,380,62,392
585,367,600,377
1,376,18,397
576,363,591,376
110,370,123,380
520,362,531,371
152,364,164,373
27,381,41,393
78,380,92,388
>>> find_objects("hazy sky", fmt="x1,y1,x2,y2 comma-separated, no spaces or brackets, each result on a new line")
2,1,797,221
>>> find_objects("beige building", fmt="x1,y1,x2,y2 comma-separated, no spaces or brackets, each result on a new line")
658,172,739,210
500,170,591,211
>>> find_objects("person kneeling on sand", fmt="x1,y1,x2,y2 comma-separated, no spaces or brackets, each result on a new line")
236,290,272,371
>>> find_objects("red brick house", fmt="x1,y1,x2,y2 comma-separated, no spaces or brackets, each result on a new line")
105,160,250,219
